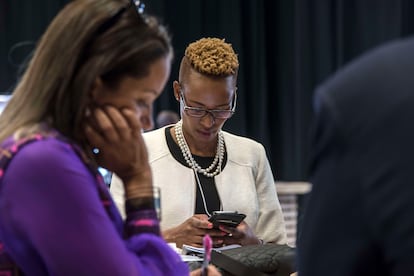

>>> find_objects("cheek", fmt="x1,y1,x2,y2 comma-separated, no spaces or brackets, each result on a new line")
216,119,228,128
93,96,142,127
94,94,135,111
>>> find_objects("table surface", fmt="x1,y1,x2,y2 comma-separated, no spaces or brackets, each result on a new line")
275,181,311,195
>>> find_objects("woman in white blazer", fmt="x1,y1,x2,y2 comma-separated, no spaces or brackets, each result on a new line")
111,37,287,248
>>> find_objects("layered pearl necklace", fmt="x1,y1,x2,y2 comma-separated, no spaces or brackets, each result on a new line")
175,120,225,178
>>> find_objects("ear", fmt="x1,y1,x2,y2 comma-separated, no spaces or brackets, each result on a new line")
173,80,181,101
90,77,104,102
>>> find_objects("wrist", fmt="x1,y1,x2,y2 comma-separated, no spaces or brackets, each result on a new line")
162,228,180,246
124,173,153,199
125,197,155,213
119,164,152,185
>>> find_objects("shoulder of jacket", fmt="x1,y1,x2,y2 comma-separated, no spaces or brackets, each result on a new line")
143,127,171,162
222,131,264,150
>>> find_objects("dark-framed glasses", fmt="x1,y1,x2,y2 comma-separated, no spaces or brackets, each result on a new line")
180,91,237,120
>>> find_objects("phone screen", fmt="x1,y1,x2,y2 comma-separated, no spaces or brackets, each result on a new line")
208,211,246,228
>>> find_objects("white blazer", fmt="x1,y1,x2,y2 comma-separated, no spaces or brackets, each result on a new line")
110,126,287,244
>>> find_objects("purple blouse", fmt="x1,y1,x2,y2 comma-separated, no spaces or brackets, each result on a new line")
0,133,189,275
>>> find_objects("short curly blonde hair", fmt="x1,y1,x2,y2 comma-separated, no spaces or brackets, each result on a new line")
184,37,239,76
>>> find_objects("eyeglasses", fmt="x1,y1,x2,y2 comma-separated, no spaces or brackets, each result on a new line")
180,90,237,120
94,0,146,38
76,1,147,78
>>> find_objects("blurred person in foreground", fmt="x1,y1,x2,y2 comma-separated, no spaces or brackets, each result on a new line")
111,37,287,248
298,37,414,275
156,109,180,128
0,0,219,275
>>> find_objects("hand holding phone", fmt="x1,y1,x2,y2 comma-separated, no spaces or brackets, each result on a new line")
208,211,246,229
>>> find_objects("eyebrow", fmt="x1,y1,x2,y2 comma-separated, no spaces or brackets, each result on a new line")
187,99,231,109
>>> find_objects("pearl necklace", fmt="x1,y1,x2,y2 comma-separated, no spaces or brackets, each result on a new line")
175,120,224,178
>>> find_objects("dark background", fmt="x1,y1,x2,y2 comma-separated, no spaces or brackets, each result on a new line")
2,0,414,181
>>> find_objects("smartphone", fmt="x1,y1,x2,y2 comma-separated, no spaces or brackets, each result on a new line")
208,211,246,228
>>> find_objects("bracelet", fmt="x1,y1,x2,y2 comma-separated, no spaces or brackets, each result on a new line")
125,197,154,213
124,209,160,236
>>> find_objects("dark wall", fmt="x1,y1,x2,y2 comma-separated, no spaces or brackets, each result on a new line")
0,0,70,93
2,0,414,181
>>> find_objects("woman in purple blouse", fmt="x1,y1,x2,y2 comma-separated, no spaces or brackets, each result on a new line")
0,0,219,275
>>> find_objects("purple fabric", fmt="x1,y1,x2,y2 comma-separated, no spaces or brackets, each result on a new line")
0,135,188,275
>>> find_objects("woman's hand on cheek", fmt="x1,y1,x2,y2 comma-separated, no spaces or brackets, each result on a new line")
84,105,150,182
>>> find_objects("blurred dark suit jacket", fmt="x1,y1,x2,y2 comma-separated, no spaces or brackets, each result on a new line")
298,37,414,275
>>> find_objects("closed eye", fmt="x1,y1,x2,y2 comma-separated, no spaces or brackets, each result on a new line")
136,100,150,110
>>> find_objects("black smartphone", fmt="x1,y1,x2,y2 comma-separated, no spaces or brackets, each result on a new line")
208,211,246,228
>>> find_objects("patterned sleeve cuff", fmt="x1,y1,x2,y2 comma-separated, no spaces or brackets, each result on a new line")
124,209,160,237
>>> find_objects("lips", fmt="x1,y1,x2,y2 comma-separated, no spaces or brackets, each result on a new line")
198,130,211,136
197,129,214,137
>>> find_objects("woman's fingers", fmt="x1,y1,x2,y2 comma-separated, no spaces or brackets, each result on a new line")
122,107,142,134
83,105,149,176
84,123,105,150
92,106,140,143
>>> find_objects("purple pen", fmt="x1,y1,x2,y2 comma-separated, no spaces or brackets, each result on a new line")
202,234,212,276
